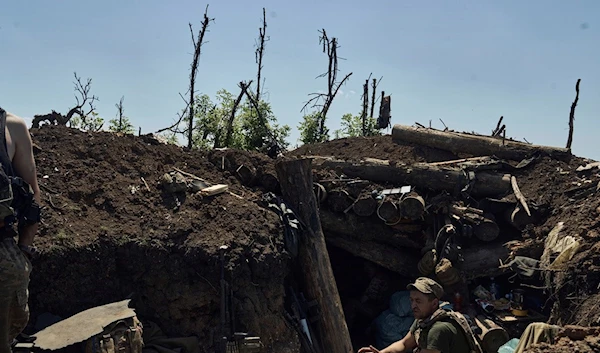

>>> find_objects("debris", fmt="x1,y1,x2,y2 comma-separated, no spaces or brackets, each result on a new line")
200,184,229,197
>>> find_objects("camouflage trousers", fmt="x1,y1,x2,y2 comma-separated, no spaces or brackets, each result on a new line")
0,238,31,353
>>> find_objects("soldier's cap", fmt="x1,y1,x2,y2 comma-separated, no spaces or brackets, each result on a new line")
407,277,444,299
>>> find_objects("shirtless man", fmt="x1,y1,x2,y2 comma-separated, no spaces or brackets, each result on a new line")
0,107,41,353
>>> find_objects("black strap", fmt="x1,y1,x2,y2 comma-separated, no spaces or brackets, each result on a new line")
0,107,14,176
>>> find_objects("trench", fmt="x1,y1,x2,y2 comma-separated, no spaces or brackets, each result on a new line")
323,216,554,353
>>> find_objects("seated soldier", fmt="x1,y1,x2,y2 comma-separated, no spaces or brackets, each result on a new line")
359,277,478,353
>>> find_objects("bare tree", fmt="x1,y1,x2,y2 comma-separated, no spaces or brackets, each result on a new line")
369,76,382,119
255,8,268,103
302,29,353,138
116,96,125,128
156,5,213,150
566,79,581,149
361,76,370,136
32,72,99,128
219,80,253,148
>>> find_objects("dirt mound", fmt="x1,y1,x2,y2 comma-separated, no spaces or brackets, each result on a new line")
29,125,297,352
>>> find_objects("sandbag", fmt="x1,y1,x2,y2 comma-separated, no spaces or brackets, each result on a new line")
374,310,413,350
389,291,413,318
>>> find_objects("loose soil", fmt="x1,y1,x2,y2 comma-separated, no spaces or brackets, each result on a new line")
26,126,600,353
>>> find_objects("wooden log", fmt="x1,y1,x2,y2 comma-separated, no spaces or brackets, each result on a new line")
235,165,256,185
461,243,509,280
391,124,572,161
475,316,510,353
327,189,354,213
259,172,279,193
352,193,377,217
450,205,500,242
473,214,500,242
325,234,419,277
377,199,400,223
275,158,353,353
511,176,531,216
319,209,423,249
399,192,425,220
308,156,512,197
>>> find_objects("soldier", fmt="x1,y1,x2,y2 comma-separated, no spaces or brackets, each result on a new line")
359,277,479,353
0,107,41,353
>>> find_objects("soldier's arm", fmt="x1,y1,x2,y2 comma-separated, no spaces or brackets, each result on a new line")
382,330,418,353
8,115,40,246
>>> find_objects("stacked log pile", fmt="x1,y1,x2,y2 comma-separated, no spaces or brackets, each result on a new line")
300,124,571,284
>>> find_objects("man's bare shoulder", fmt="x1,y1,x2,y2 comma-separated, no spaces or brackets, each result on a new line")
5,112,29,135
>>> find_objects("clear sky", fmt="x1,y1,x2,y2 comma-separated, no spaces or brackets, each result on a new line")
1,0,598,159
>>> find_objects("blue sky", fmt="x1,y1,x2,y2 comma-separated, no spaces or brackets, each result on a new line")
1,0,598,159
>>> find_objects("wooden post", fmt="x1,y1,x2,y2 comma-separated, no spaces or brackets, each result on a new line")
275,158,353,353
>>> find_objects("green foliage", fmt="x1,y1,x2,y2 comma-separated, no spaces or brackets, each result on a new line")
238,99,290,151
298,112,329,145
191,89,290,152
108,116,135,134
157,131,179,145
334,113,381,139
69,111,104,132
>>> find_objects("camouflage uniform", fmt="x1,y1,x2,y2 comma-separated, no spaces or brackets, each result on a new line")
0,234,32,353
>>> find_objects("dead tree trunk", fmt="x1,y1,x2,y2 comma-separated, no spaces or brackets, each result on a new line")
275,158,353,353
116,96,125,130
301,29,353,139
32,73,98,128
392,124,571,161
566,79,581,149
220,80,252,148
369,78,378,120
186,6,212,149
255,8,267,103
361,77,369,136
308,156,513,197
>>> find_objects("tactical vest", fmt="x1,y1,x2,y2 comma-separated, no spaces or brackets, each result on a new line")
0,107,39,230
413,307,483,353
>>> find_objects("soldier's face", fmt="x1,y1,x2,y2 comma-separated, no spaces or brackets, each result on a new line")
410,290,439,319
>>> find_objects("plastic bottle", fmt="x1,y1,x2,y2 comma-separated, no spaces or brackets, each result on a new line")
489,277,500,300
453,292,462,312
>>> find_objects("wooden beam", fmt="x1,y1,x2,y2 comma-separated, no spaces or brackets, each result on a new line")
275,158,353,353
392,124,571,161
325,234,419,277
319,209,423,249
308,156,512,197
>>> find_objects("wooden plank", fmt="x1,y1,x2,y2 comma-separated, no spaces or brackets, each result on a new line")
275,158,353,353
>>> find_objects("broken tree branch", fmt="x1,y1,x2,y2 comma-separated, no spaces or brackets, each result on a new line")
511,176,531,217
492,116,504,136
566,79,581,149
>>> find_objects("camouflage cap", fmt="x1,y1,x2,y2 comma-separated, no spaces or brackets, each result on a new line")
407,277,444,299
